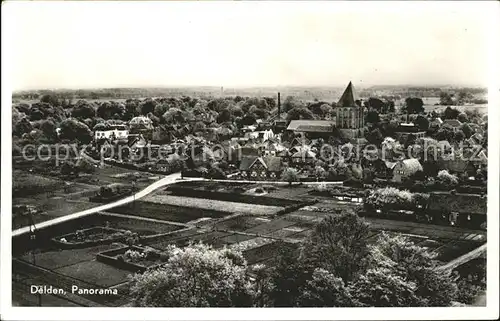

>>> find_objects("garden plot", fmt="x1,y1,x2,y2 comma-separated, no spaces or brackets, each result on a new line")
110,201,227,223
245,218,298,235
229,237,274,252
143,194,284,215
18,244,123,270
54,260,132,287
212,233,258,246
214,216,270,232
100,215,183,235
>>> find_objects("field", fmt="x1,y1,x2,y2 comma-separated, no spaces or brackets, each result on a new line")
143,194,284,215
108,201,228,223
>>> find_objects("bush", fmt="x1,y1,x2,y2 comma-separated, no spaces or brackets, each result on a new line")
365,187,415,210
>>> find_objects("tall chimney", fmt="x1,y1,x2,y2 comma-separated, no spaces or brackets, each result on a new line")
277,92,281,120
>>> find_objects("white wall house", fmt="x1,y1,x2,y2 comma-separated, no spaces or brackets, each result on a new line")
95,124,129,141
244,129,275,142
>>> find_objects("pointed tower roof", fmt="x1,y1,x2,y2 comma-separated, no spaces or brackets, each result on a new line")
337,81,359,107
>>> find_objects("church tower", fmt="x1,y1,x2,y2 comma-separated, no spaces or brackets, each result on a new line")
335,81,365,139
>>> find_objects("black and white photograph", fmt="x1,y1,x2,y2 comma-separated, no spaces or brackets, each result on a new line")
1,1,499,320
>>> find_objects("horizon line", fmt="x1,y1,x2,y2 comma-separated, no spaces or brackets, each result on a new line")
12,83,488,93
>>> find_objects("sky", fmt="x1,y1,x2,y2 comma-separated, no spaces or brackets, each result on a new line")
3,1,495,90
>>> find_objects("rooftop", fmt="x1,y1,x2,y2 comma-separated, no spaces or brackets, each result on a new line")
287,120,336,133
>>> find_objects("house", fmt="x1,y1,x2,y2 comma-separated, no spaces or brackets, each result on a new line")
429,117,443,128
469,133,484,145
394,122,425,142
94,124,129,141
239,156,283,180
442,119,463,132
287,120,337,139
427,192,486,226
261,141,287,156
392,158,423,182
290,148,316,165
244,129,275,142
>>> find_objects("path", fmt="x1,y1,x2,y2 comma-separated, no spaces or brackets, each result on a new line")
13,172,202,237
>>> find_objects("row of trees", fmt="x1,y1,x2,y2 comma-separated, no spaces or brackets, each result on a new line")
128,212,467,307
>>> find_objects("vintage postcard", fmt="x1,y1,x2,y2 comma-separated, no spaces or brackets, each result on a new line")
1,1,499,320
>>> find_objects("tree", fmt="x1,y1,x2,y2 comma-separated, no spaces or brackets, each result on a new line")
128,243,253,307
39,119,57,141
364,110,380,124
367,98,385,111
457,112,469,123
297,268,355,307
241,113,257,126
124,99,140,120
286,107,314,121
283,96,304,113
217,109,232,123
443,106,460,120
40,93,60,106
59,118,93,144
461,123,474,138
440,92,454,106
435,128,454,141
349,267,422,307
371,233,458,306
267,245,313,307
281,168,299,186
13,118,33,137
301,211,371,282
96,101,125,120
404,98,424,114
140,98,157,115
415,115,429,131
71,100,96,119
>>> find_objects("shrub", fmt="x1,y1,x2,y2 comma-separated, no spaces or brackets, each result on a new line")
365,187,415,210
437,170,459,187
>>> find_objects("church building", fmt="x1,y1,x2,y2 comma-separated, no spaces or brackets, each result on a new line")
335,81,365,140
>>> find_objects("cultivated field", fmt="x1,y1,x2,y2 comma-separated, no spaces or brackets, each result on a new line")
142,194,284,215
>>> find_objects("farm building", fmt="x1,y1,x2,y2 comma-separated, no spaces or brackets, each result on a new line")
392,158,423,182
427,191,486,227
287,120,337,139
239,156,283,180
94,123,129,142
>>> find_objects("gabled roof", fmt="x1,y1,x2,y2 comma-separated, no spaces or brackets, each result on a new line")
385,161,397,170
428,192,487,215
239,156,268,171
291,149,316,159
443,119,463,128
337,81,359,107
